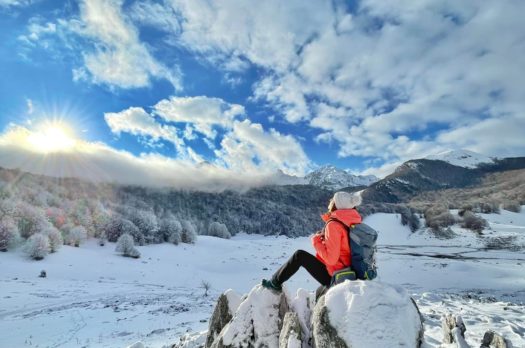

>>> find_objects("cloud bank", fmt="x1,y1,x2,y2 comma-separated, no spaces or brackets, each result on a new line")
0,124,301,191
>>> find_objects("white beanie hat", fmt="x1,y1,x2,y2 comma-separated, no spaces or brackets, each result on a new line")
333,191,362,209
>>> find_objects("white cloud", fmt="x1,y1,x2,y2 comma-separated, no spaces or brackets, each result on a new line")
215,119,310,176
105,96,309,176
153,96,245,139
0,0,34,7
76,0,181,90
104,106,202,162
161,0,525,174
0,125,299,191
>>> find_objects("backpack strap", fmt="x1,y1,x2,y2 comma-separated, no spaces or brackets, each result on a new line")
324,217,353,267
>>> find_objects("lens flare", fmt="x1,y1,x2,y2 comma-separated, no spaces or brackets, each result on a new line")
27,121,77,153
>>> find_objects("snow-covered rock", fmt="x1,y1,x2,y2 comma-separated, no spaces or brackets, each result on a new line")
279,312,303,348
173,331,207,348
204,281,422,348
312,281,423,348
426,149,494,168
205,290,243,348
306,165,378,190
209,285,289,348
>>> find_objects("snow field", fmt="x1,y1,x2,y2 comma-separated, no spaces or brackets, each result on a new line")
0,209,524,347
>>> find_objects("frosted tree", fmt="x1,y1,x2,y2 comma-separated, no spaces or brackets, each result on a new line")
181,220,197,244
15,202,52,238
42,225,63,253
208,222,231,239
68,226,87,247
24,233,50,260
115,233,140,258
159,215,182,245
129,209,159,244
0,217,19,252
103,215,142,244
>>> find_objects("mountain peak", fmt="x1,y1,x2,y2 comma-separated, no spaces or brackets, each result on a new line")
425,149,494,168
305,165,378,190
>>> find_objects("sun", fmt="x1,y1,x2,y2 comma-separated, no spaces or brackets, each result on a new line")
27,121,77,153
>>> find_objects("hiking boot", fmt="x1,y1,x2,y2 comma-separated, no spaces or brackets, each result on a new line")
261,279,282,292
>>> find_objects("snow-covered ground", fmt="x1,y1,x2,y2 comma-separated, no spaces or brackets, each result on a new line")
1,209,524,347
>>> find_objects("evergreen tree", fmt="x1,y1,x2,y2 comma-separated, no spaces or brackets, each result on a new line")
181,220,197,244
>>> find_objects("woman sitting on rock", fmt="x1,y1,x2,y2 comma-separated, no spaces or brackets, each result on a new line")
262,191,362,291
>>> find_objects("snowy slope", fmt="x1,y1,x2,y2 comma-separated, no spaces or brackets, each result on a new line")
1,209,524,347
305,165,378,190
426,149,494,168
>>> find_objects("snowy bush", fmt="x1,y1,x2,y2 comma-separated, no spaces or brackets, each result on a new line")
424,206,455,231
399,206,420,232
159,215,182,245
68,226,87,247
461,211,487,233
45,207,67,229
115,233,140,258
24,233,50,260
181,220,197,244
207,222,232,239
103,216,143,244
128,209,160,244
15,202,52,238
502,201,521,213
0,217,19,251
43,225,63,253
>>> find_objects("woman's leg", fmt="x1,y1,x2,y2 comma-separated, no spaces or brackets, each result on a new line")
271,250,331,287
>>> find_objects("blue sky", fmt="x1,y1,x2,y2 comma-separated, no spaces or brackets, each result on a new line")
0,0,524,188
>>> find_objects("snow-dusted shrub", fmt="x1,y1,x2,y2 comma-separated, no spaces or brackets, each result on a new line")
472,201,500,214
181,220,197,244
0,217,19,251
45,207,67,229
68,226,87,247
461,211,487,233
43,225,63,253
24,233,50,260
159,215,182,245
115,233,140,258
399,206,420,232
502,201,521,213
207,222,232,239
15,202,52,238
129,209,159,244
424,206,455,231
103,216,143,244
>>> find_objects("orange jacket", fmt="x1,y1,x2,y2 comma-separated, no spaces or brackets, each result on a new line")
311,209,362,276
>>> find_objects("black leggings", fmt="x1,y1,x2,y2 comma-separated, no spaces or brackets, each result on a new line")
271,249,331,287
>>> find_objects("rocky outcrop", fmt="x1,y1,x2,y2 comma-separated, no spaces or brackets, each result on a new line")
279,312,303,348
205,290,243,348
481,330,513,348
209,285,288,348
312,281,423,348
198,281,424,348
441,314,514,348
311,295,348,348
442,314,468,347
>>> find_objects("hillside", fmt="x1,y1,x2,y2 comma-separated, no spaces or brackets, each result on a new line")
362,157,525,204
409,168,525,211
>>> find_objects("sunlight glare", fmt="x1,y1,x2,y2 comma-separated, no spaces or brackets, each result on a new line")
27,121,77,153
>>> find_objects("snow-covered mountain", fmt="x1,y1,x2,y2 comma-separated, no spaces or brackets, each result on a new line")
426,149,495,168
305,165,378,190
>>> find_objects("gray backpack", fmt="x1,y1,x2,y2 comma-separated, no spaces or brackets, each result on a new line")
328,219,378,280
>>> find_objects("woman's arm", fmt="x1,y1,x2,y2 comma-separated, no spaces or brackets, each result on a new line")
312,221,343,266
